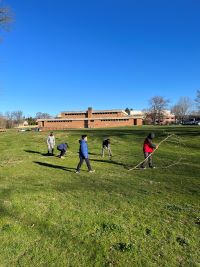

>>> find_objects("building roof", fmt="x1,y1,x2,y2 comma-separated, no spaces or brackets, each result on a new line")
60,109,128,114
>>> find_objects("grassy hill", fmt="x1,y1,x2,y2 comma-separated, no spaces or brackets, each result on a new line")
0,126,199,266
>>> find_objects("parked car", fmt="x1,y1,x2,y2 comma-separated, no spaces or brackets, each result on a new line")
182,120,200,125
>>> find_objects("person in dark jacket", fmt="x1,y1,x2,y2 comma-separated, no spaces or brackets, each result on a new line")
57,143,68,158
101,138,112,158
75,135,95,173
140,133,157,169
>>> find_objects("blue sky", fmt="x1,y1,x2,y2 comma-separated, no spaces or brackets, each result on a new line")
0,0,200,117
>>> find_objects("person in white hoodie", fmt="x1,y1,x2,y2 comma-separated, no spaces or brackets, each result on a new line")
47,132,55,155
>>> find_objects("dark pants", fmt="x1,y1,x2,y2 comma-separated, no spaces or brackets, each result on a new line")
48,148,54,155
76,156,92,171
141,152,153,168
58,149,66,157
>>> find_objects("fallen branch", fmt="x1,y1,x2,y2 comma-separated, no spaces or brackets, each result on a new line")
128,134,174,171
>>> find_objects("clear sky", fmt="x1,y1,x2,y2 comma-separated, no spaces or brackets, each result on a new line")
0,0,200,117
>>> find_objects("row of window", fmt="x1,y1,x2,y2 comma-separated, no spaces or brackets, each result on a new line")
101,119,129,122
46,118,130,123
64,113,85,116
47,120,72,122
93,112,118,115
63,112,120,116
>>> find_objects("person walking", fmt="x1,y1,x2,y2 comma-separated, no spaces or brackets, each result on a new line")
75,135,95,173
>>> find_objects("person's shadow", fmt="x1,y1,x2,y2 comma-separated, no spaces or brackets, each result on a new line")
24,150,53,156
90,158,127,167
33,161,77,173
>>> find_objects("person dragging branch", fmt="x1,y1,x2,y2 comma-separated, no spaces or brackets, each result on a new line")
140,133,158,169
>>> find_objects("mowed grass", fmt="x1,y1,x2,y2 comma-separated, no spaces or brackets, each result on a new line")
0,126,199,267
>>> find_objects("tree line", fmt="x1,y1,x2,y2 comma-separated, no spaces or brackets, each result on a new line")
0,112,52,129
126,90,200,125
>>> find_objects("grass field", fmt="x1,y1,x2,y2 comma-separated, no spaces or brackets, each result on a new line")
0,126,199,267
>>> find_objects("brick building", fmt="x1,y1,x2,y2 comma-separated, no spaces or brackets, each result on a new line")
37,107,143,130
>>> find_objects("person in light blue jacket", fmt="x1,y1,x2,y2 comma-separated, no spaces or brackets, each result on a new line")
75,135,95,173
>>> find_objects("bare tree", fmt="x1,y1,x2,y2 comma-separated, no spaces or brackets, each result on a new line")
0,113,6,128
35,112,52,119
171,97,192,123
195,90,200,113
148,96,170,124
5,111,14,128
12,110,24,126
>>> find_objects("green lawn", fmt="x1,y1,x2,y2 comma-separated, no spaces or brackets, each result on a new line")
0,126,199,267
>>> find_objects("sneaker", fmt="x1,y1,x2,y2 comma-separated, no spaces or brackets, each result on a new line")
60,156,65,159
75,170,80,174
140,166,146,169
88,170,95,173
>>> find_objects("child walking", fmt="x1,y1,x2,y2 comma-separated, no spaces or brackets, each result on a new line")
76,135,95,173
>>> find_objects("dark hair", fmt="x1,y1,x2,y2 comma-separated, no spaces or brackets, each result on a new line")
65,143,69,148
148,133,155,139
82,135,87,139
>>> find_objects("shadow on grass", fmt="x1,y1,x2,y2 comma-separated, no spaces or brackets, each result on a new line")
90,158,127,167
33,161,77,173
88,152,99,156
24,150,51,156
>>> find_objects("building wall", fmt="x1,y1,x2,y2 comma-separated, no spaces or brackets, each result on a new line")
91,111,126,118
37,120,85,129
60,113,86,119
88,118,133,128
37,117,143,130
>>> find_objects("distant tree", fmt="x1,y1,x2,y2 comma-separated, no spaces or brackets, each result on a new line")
4,110,24,128
195,90,200,112
0,113,6,128
35,112,52,119
125,107,133,115
142,109,151,125
171,97,192,123
26,117,37,125
5,111,14,128
12,110,24,125
148,96,170,124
